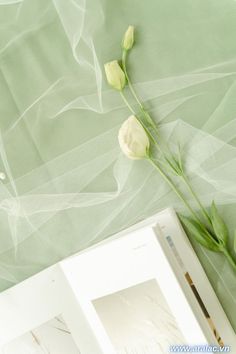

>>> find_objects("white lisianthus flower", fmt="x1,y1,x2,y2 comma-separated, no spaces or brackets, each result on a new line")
122,25,134,51
118,115,150,160
104,60,126,91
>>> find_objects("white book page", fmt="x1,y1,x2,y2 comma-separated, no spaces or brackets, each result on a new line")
2,315,80,354
0,265,104,354
93,279,186,354
60,222,209,353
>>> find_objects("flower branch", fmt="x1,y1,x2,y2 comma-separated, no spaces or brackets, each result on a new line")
104,26,236,272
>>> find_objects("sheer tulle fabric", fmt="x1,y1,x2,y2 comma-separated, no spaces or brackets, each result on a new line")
0,0,236,329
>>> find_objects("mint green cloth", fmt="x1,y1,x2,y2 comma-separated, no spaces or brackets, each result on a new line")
0,0,236,333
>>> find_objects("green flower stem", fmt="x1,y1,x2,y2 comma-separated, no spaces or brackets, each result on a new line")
120,91,156,145
120,91,135,114
122,50,159,136
221,247,236,272
151,156,236,271
122,50,183,166
181,174,212,227
122,52,213,228
148,156,200,223
122,50,142,107
149,157,220,247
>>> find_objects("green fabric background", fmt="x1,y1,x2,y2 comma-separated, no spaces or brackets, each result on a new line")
0,0,236,334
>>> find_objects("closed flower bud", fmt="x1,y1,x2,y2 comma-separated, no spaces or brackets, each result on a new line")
118,115,150,160
104,60,126,91
122,26,134,51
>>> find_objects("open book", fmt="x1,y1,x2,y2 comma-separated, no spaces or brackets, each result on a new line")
0,208,235,354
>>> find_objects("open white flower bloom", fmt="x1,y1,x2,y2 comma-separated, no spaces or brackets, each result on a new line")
118,115,150,160
122,25,134,51
104,60,126,91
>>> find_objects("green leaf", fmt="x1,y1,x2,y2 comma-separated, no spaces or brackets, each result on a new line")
164,156,183,176
177,142,184,173
210,201,229,245
179,215,219,252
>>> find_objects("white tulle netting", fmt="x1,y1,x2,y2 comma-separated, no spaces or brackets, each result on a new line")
0,0,236,330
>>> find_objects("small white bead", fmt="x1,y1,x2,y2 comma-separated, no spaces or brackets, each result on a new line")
0,172,6,181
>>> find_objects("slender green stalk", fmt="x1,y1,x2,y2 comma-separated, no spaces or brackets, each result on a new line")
120,91,135,114
148,157,220,247
181,174,212,226
122,50,159,136
122,50,144,110
148,156,200,223
221,247,236,272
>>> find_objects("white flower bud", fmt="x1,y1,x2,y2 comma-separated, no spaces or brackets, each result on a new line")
0,172,5,181
122,26,134,51
118,115,150,160
104,60,126,91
